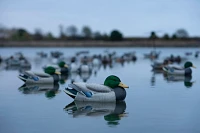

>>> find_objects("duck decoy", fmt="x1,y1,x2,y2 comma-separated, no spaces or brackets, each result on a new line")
18,66,61,84
163,61,196,76
64,75,129,102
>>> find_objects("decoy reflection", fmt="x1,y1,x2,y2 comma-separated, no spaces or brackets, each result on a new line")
18,83,60,99
64,101,127,127
164,75,194,88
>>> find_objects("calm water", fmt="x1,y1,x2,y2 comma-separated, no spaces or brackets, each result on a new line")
0,47,200,133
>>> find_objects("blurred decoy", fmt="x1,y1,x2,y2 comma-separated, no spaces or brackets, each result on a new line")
37,52,47,58
163,61,196,76
185,52,192,56
151,59,171,70
144,51,160,60
78,63,92,73
44,61,69,74
18,66,61,84
195,51,199,58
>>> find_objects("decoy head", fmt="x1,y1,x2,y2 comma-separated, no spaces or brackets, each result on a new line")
44,66,61,75
104,75,129,89
184,61,196,68
58,61,68,68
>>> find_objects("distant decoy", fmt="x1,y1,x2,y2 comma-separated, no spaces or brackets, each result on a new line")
151,59,171,70
163,61,196,76
18,66,61,84
44,61,69,74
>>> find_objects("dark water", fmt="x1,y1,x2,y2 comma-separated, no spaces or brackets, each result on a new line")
0,47,200,133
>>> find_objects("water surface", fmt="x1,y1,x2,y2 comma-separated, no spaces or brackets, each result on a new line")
0,47,200,133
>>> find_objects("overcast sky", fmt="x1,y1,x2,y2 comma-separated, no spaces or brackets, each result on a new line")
0,0,199,37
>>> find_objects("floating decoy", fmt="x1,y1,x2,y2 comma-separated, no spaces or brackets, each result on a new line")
18,67,61,84
36,52,48,58
163,61,196,76
151,59,171,70
195,51,199,58
64,75,129,102
144,51,160,60
44,61,69,74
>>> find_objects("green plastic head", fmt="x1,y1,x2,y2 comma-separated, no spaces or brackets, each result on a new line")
184,61,195,68
58,61,68,68
44,66,60,75
104,75,128,88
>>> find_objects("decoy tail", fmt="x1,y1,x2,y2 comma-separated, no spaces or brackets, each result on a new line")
64,88,78,99
162,66,168,72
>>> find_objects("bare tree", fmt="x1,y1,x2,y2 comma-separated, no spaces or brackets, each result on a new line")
59,24,65,39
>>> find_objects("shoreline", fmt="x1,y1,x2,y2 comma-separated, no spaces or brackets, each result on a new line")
0,39,200,47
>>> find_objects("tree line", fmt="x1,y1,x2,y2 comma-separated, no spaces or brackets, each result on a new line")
149,29,190,40
0,24,192,41
0,25,123,41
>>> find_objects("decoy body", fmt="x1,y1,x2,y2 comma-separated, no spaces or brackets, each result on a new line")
163,61,196,76
18,67,61,84
64,75,129,102
151,59,171,70
44,61,69,74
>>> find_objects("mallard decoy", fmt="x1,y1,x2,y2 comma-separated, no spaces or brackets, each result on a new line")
166,55,182,64
78,64,92,73
36,51,48,58
51,51,63,58
151,59,171,70
195,51,199,58
185,52,192,56
163,61,196,76
18,66,61,84
43,63,69,84
58,61,69,74
92,56,101,67
64,75,129,102
123,52,137,62
44,61,69,74
70,62,79,73
144,51,160,60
